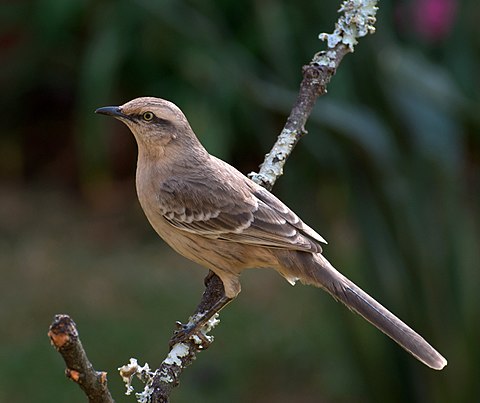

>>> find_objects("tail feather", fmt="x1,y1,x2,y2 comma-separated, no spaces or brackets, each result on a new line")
283,252,447,370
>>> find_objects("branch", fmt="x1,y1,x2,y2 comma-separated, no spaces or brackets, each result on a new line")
125,2,379,401
249,0,378,189
50,1,378,402
48,314,114,403
118,273,224,403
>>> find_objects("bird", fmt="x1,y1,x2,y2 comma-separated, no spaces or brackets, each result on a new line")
95,96,447,370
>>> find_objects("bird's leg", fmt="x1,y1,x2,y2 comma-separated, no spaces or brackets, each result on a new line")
169,271,232,349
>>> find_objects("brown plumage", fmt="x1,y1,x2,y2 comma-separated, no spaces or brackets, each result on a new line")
95,96,447,370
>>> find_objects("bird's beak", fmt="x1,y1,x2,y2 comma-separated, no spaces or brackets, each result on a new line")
94,106,125,118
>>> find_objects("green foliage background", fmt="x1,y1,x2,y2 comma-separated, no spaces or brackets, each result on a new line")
1,0,479,402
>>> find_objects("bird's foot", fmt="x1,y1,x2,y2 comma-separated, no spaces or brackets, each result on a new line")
169,318,214,350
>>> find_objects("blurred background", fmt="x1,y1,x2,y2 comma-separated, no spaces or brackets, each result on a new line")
1,0,479,402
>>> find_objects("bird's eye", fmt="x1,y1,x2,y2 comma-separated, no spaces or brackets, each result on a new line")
142,112,154,121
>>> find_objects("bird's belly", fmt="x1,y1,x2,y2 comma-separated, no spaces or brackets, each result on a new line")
146,210,273,273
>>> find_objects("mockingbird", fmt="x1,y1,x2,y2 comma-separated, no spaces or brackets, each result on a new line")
96,97,447,370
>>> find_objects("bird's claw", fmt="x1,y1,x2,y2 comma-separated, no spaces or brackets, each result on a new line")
174,321,186,330
169,321,192,347
169,321,212,350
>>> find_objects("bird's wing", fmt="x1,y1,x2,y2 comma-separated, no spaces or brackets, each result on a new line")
157,174,326,253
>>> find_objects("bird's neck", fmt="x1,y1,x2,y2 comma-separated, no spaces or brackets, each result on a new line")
136,139,209,185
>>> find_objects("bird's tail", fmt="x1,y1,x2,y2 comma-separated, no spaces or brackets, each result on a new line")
278,252,447,370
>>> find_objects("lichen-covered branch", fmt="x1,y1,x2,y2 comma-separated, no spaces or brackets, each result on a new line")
50,2,379,402
118,271,224,403
48,314,114,403
118,315,219,403
119,1,379,401
249,0,378,189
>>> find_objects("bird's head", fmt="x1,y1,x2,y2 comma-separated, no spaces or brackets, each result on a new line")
95,97,201,153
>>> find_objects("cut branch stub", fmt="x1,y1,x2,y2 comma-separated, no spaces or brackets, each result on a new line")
48,314,114,403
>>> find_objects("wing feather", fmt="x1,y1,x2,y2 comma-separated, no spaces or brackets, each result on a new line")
157,165,326,253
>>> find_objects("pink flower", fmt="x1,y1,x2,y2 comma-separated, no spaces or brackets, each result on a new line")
413,0,457,42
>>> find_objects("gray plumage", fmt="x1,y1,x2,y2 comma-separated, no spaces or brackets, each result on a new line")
95,96,447,370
